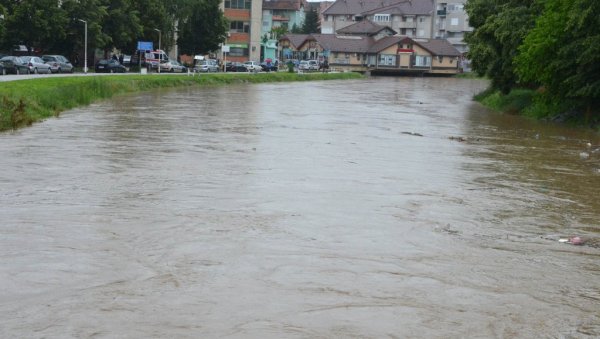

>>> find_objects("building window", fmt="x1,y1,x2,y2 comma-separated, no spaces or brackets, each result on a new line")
229,47,249,57
448,4,464,12
415,55,431,67
451,18,459,26
263,21,269,27
379,54,396,66
230,21,250,33
374,14,390,22
419,17,424,23
418,29,425,37
225,0,251,9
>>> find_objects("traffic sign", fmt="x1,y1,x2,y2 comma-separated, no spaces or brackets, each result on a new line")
137,41,153,51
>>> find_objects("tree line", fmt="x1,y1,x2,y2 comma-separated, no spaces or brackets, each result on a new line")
0,0,227,59
465,0,599,119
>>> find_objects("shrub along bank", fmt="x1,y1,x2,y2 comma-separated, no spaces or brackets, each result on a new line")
474,87,600,130
0,72,362,131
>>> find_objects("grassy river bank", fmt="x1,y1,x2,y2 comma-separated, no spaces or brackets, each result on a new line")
473,87,600,132
0,72,362,131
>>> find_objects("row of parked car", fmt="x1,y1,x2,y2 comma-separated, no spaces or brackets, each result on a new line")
0,51,285,75
194,60,280,73
0,54,75,75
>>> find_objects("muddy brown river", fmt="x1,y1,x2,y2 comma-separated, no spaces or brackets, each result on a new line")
1,77,599,338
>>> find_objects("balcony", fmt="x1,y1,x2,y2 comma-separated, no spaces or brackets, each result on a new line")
437,9,447,16
397,22,417,29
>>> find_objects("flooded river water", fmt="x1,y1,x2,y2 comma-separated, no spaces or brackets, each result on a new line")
1,77,599,338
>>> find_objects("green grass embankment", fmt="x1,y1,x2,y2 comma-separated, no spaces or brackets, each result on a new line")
474,87,536,116
0,72,362,131
474,87,599,130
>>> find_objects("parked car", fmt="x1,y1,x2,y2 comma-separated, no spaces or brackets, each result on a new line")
20,56,52,74
160,60,188,73
194,59,218,73
299,60,318,71
42,55,74,73
225,62,248,72
298,60,310,71
243,61,262,72
260,61,278,72
95,59,127,73
0,56,30,74
122,54,131,66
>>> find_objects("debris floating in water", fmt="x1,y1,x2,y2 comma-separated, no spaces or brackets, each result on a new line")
559,236,585,245
569,236,584,245
401,131,423,137
449,136,466,142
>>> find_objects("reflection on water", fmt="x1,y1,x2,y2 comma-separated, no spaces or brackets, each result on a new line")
0,77,599,338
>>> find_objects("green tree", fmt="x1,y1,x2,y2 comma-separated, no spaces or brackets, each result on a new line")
0,4,7,47
177,0,227,56
290,23,301,34
465,0,539,93
1,0,69,53
302,8,319,34
134,0,174,52
270,26,288,39
102,0,143,54
55,0,109,60
516,0,600,116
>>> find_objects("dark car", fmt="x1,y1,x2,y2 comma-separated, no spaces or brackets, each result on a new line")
42,55,74,73
95,59,127,73
225,62,248,72
260,61,278,72
0,56,30,74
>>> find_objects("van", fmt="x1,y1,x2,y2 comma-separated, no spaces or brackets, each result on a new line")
131,49,169,69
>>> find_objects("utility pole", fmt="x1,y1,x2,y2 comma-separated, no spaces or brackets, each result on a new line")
78,19,88,74
154,28,161,73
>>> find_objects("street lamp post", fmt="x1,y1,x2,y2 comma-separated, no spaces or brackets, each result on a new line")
223,32,230,73
154,28,161,73
78,19,88,74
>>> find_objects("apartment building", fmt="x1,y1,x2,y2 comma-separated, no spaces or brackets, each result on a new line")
433,0,472,53
320,0,471,53
261,0,308,60
262,0,307,34
222,0,263,62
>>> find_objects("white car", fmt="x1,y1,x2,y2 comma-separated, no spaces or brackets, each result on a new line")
243,61,262,72
161,60,188,73
299,60,319,71
298,60,310,70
